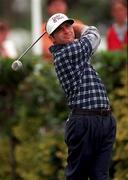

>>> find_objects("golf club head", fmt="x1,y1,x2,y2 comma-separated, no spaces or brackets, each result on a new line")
11,60,23,71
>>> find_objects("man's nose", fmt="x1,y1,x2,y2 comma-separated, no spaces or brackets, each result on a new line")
63,27,69,33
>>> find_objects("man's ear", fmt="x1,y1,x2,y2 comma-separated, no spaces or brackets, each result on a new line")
49,35,55,43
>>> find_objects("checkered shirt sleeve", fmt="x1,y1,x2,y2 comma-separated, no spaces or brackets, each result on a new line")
49,26,110,109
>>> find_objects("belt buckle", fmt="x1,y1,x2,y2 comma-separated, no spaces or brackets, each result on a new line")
100,108,110,115
100,109,104,115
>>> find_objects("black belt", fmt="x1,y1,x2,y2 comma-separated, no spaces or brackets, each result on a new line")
71,108,111,116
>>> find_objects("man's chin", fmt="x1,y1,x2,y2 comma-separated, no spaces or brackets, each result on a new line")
65,38,74,43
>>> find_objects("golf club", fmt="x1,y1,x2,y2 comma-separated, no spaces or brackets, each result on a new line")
11,31,46,71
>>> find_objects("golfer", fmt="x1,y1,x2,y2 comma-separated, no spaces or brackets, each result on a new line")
46,13,116,180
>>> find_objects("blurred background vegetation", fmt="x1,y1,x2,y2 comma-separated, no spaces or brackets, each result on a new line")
0,0,128,180
0,51,128,180
0,0,111,29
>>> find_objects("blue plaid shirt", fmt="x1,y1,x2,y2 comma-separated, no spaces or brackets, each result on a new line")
49,26,110,109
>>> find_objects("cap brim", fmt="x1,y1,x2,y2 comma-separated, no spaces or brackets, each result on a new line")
65,19,74,25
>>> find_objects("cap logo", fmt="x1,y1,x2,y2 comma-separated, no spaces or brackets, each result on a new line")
52,15,64,23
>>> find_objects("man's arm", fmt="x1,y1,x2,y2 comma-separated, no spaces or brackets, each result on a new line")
73,23,101,53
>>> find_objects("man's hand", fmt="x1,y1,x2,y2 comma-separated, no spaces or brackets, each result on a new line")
72,21,87,38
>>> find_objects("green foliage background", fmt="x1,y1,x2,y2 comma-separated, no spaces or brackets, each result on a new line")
0,51,128,180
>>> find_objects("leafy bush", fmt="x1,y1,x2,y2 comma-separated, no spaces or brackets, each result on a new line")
0,51,127,179
92,51,128,179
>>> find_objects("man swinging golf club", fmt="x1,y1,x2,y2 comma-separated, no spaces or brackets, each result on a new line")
46,13,116,180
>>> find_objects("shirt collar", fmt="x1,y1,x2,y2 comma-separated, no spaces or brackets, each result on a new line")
49,44,64,53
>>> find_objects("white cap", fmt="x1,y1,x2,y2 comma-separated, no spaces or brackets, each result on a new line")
46,13,74,35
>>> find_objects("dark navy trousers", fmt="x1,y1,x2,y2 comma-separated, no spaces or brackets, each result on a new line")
64,112,116,180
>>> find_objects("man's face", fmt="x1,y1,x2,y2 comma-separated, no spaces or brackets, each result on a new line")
112,3,127,25
48,0,67,15
50,22,75,44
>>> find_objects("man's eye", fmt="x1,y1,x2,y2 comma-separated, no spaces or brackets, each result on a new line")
65,24,71,27
55,27,62,33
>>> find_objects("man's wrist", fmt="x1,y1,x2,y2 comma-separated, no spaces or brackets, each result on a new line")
81,25,89,35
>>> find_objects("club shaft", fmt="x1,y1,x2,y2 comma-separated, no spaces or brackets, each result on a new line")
17,31,46,61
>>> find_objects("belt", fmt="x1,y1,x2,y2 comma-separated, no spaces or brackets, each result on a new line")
71,108,111,116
